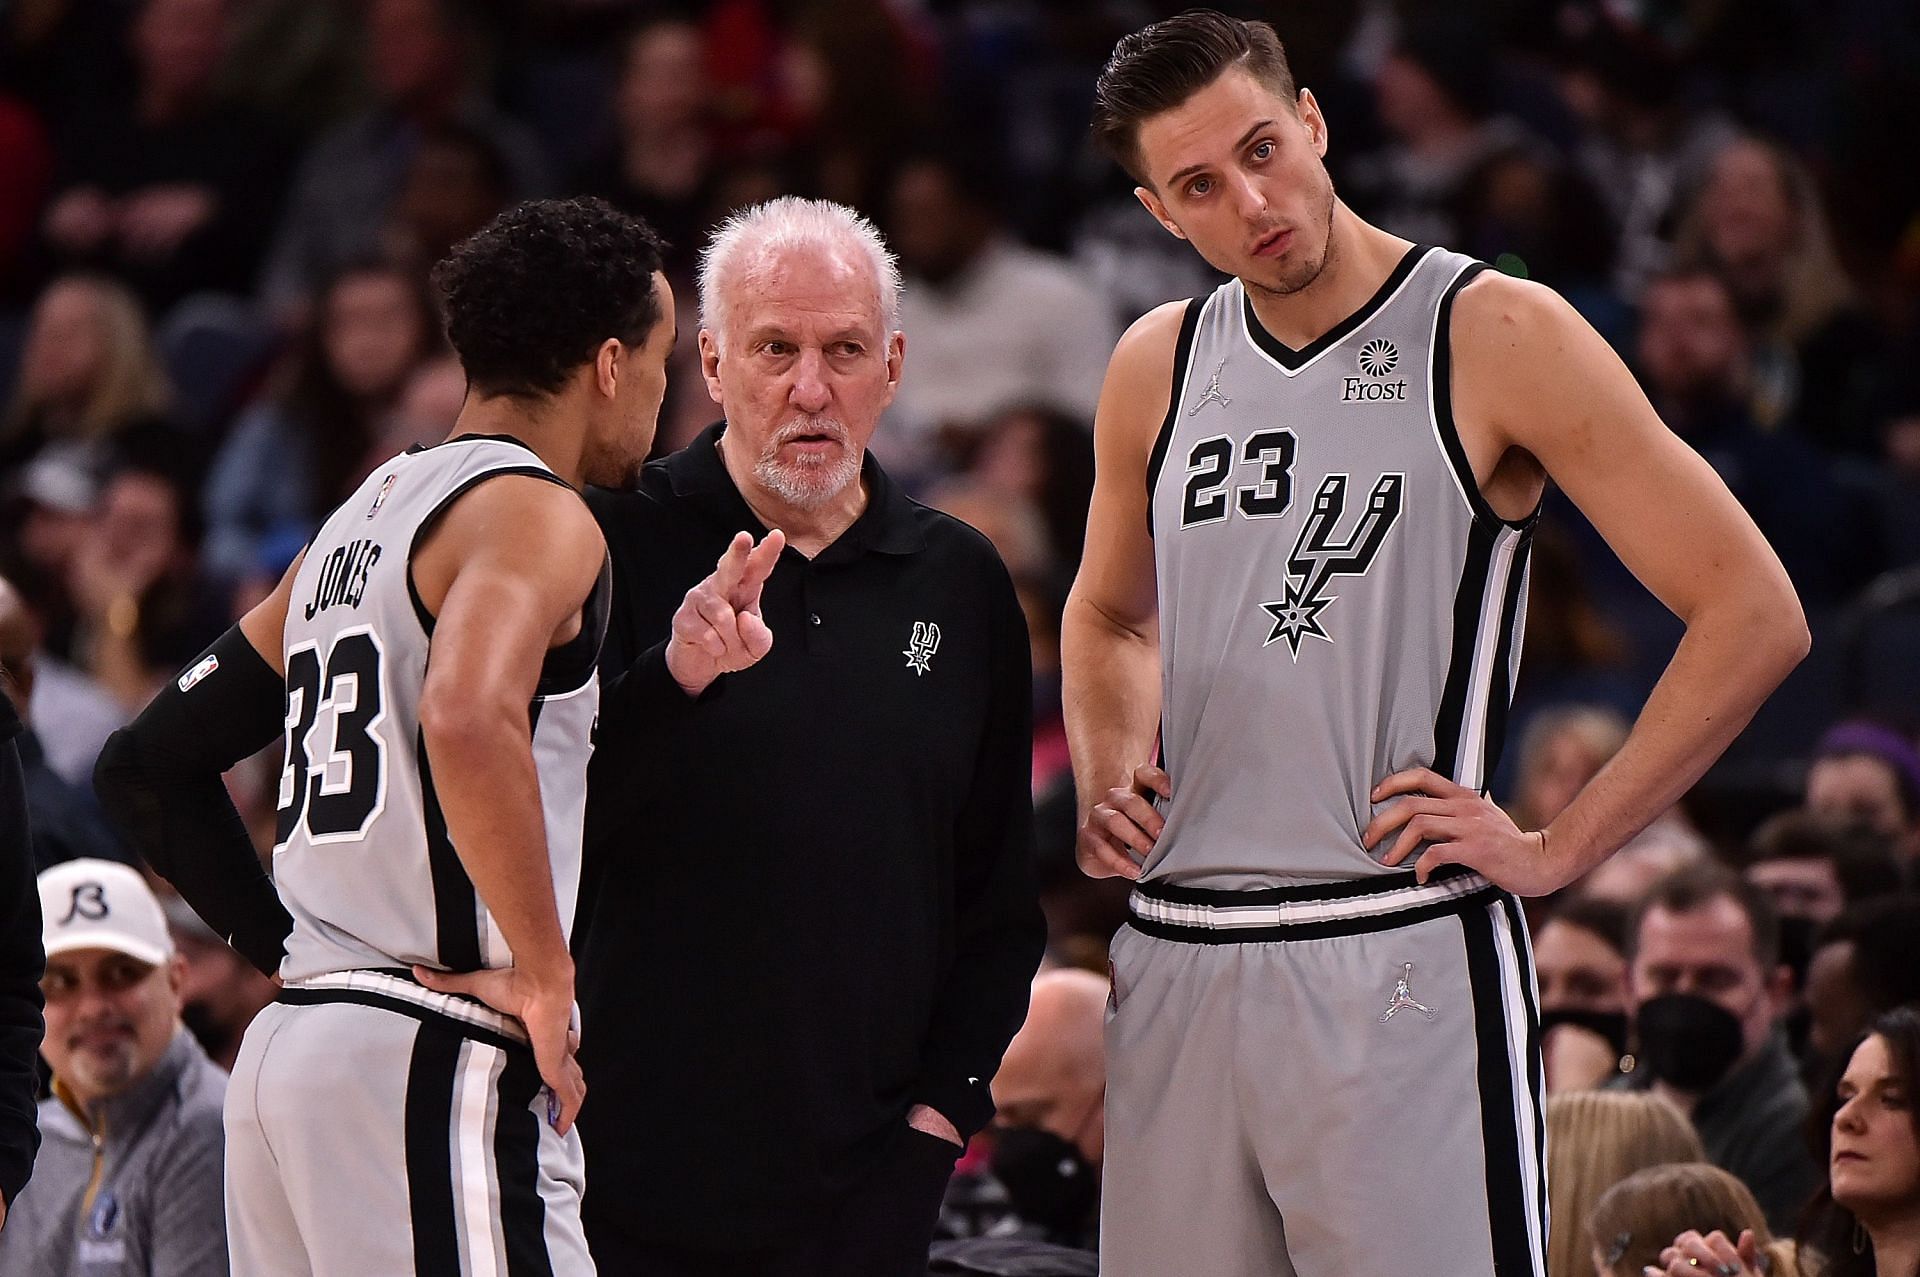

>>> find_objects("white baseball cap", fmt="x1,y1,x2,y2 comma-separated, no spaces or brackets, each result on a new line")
38,860,174,968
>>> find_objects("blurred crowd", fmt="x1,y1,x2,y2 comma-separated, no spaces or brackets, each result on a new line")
2,0,1919,1274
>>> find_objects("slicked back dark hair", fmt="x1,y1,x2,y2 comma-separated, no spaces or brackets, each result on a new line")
1091,9,1297,186
432,197,666,399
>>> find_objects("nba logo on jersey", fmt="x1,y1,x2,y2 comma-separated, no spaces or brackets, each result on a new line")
365,473,397,519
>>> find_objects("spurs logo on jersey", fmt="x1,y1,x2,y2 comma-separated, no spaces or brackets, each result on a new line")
1147,246,1538,882
1260,473,1405,657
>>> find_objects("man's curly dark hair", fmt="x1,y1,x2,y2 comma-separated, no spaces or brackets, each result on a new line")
432,197,667,398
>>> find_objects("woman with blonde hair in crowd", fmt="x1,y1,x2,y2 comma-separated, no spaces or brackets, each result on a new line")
1548,1091,1708,1277
1589,1162,1801,1276
0,273,174,476
1674,134,1879,450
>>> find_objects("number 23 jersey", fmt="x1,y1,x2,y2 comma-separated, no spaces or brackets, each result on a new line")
272,435,607,981
1147,245,1538,887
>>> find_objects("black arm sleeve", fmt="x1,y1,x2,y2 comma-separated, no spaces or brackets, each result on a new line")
93,626,294,975
0,693,44,1208
908,563,1047,1139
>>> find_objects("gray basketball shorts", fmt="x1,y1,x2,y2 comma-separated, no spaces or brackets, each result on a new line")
1100,866,1547,1277
224,970,594,1276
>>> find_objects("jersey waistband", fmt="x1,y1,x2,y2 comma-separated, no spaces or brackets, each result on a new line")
278,968,530,1052
1127,864,1500,943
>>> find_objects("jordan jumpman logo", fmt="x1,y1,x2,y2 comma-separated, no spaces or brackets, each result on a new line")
1379,963,1436,1023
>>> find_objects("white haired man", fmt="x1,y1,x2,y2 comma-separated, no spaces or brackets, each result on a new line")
576,196,1045,1275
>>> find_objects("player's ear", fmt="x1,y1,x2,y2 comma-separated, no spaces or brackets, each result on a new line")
1298,88,1329,159
594,337,621,399
1134,186,1186,241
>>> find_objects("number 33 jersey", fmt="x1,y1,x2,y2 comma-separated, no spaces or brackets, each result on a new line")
1146,245,1538,887
272,436,608,982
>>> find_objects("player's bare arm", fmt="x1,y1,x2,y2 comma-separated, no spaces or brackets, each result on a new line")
235,546,305,675
404,474,605,1134
1062,300,1185,881
1365,273,1808,894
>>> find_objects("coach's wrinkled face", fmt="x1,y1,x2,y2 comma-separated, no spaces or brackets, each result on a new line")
701,244,904,511
42,947,184,1106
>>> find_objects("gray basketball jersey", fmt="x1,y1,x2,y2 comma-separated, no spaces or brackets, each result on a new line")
1146,246,1535,886
273,436,607,982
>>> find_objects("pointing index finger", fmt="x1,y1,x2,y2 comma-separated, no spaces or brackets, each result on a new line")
711,531,753,594
735,530,785,607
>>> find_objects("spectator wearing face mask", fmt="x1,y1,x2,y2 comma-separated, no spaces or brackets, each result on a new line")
940,969,1106,1252
1617,863,1820,1232
1535,895,1633,1093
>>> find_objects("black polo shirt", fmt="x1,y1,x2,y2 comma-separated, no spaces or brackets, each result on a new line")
575,423,1044,1250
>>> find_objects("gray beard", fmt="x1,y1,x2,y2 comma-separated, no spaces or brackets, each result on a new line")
753,446,861,510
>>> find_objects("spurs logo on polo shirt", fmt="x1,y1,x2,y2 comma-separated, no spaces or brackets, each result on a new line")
904,621,941,675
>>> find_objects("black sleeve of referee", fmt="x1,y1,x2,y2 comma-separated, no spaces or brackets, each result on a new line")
0,692,44,1209
94,626,294,976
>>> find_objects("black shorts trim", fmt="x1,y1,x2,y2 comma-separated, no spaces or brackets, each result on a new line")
277,984,526,1056
495,1047,555,1276
1127,872,1501,946
1460,898,1544,1276
1133,861,1481,906
404,1020,463,1273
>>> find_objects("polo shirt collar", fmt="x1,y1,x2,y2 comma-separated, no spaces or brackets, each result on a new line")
665,422,925,557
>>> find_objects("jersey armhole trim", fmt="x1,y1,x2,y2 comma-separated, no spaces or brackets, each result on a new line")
1144,297,1205,539
405,465,579,636
1429,263,1542,534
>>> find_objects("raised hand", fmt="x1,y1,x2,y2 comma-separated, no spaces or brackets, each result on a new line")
1077,763,1170,881
665,529,786,697
414,964,585,1135
1362,767,1571,896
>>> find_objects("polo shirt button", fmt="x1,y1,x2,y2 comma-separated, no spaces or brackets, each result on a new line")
809,613,822,626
